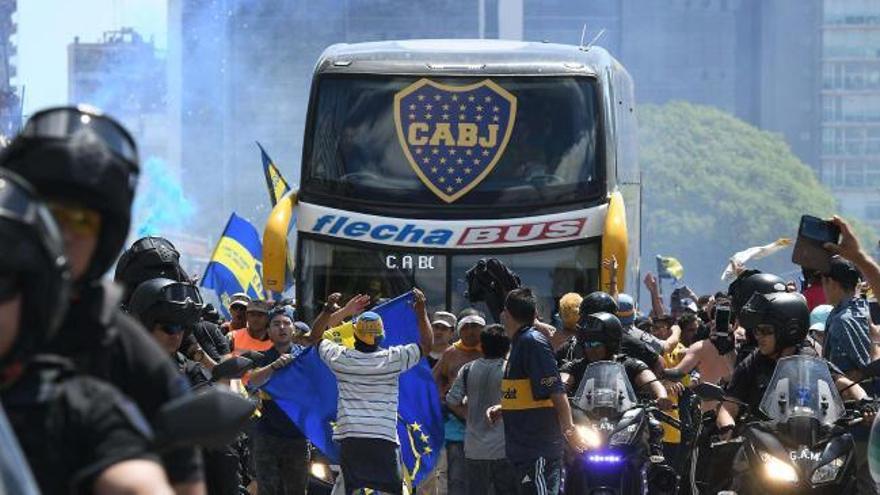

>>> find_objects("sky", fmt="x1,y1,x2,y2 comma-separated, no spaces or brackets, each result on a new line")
16,0,166,115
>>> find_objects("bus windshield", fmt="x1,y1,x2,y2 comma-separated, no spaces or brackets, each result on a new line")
303,75,603,210
297,236,600,322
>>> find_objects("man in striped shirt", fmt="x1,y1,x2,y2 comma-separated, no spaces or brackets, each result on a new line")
309,290,433,495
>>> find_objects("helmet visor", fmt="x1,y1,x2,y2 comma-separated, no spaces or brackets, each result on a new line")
21,107,138,165
161,282,203,306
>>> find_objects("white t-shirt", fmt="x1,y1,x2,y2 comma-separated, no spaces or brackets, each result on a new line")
318,339,422,443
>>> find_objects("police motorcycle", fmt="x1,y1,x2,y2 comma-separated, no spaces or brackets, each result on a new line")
694,355,874,494
566,360,680,495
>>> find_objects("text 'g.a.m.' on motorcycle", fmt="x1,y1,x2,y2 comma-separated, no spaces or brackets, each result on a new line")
694,355,880,495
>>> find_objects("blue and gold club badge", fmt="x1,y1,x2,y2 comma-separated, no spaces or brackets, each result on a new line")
394,79,517,203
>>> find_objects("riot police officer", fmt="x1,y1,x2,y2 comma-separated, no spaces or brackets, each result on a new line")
0,106,205,493
116,236,231,364
0,169,172,494
128,278,246,495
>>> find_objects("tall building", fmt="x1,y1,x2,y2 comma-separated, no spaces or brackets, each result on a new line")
0,0,19,140
68,28,167,161
819,0,880,229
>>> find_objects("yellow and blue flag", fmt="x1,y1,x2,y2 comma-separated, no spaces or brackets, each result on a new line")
257,142,291,207
656,255,684,281
263,291,444,487
201,213,265,318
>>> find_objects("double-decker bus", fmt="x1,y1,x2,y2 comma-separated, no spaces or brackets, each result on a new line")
263,39,640,322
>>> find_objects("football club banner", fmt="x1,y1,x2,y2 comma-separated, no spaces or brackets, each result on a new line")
264,291,444,487
656,255,684,281
200,213,265,317
258,141,291,207
393,78,517,203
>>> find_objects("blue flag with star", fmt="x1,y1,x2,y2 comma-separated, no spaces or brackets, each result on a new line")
263,291,444,487
393,78,517,203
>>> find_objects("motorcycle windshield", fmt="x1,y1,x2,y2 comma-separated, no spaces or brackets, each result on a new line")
572,361,638,413
758,355,845,426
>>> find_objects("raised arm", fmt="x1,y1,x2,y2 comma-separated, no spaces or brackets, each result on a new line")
309,292,370,346
644,273,666,317
602,255,619,300
412,288,433,354
828,216,880,305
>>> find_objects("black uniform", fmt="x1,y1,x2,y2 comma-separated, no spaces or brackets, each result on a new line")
560,355,650,396
172,351,245,495
192,320,231,362
47,282,204,484
557,334,660,371
1,359,157,494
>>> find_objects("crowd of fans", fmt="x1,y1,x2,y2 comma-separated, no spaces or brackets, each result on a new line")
5,105,880,495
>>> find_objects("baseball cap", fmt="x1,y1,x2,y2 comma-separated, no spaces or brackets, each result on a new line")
617,293,635,326
431,311,457,329
354,311,385,345
827,256,861,288
229,292,250,309
246,300,270,314
293,321,311,336
457,314,486,331
809,304,833,332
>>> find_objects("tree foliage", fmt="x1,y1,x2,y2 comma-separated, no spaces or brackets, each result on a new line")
638,101,854,293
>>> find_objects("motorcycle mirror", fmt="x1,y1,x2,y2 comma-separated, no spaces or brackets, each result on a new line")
211,356,255,381
154,387,255,449
692,382,725,401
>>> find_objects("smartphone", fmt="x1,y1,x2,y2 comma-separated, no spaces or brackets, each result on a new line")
715,305,731,335
792,215,840,274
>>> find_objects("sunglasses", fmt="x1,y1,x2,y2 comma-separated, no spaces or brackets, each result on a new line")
0,273,19,302
48,202,101,237
157,322,187,335
583,341,605,349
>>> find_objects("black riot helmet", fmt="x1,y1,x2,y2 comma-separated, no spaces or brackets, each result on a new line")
580,291,619,317
577,312,623,355
739,292,809,352
0,170,70,367
0,105,139,282
115,236,191,305
128,278,204,331
728,271,787,319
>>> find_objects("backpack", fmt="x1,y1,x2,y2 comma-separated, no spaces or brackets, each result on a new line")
464,258,521,322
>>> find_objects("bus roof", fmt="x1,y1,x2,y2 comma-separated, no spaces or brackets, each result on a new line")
314,39,620,77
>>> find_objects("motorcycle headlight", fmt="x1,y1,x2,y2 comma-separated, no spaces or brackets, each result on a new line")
609,424,638,445
810,455,846,485
310,460,334,484
759,451,798,483
575,424,603,449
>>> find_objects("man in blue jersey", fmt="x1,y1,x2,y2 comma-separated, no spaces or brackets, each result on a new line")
486,288,584,495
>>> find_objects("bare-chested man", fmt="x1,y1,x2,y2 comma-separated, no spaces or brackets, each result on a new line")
432,310,485,495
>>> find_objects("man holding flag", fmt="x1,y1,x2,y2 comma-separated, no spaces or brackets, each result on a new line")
307,289,434,495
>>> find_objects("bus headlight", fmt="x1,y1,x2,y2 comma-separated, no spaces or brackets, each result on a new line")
811,456,845,484
310,460,334,484
759,451,798,483
575,424,603,449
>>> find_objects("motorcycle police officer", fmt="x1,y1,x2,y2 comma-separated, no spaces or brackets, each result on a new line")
719,291,876,493
0,169,173,494
0,106,206,494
